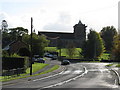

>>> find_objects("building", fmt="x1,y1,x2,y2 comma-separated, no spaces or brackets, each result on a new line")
38,20,87,48
3,36,30,56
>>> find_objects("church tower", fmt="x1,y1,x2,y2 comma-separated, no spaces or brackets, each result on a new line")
73,20,87,47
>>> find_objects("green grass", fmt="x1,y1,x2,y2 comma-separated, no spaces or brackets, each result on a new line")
45,47,58,52
1,63,48,82
45,47,82,58
45,47,111,60
116,64,120,67
99,53,110,60
36,65,59,75
106,63,120,67
106,64,114,67
1,64,60,82
26,63,48,73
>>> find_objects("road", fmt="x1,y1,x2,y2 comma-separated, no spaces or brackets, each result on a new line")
2,59,120,90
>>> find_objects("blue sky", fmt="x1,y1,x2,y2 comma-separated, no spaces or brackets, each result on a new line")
0,0,119,33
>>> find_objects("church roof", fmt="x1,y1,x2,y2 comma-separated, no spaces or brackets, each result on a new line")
38,31,75,39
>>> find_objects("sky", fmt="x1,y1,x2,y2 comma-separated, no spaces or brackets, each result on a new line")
0,0,119,33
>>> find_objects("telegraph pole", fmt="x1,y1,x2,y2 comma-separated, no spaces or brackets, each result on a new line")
30,17,33,75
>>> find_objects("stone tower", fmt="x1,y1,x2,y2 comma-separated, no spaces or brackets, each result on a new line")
73,20,87,47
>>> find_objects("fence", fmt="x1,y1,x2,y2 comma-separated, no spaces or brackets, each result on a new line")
2,57,25,70
1,57,27,80
1,68,25,79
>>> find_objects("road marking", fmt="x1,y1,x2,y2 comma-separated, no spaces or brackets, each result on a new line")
60,70,83,75
73,70,82,74
33,71,64,82
60,71,71,74
88,69,109,72
39,66,88,89
33,69,83,82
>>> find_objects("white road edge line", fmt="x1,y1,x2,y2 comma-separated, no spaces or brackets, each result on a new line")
33,71,64,82
39,66,88,89
106,66,120,86
111,69,120,85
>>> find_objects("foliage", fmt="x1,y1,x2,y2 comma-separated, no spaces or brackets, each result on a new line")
99,53,110,60
10,53,21,57
23,33,49,57
18,48,30,57
116,64,120,67
66,42,77,59
2,50,9,57
44,47,82,58
2,31,11,48
79,50,84,59
82,30,105,59
2,27,28,48
45,47,58,52
112,34,120,61
100,26,117,51
9,27,28,40
2,52,21,57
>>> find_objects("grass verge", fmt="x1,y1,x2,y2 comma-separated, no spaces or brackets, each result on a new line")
1,64,60,82
106,64,114,67
116,64,120,67
38,65,59,75
26,63,48,73
1,63,48,82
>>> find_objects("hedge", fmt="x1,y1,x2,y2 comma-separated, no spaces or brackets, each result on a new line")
2,57,25,70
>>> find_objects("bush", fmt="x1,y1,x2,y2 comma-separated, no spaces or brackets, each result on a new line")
2,50,9,57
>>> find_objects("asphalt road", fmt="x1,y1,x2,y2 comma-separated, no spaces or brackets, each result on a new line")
2,59,120,90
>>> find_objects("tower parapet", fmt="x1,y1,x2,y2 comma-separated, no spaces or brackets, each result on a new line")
74,20,87,39
73,20,87,47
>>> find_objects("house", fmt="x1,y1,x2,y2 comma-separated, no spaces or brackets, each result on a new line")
3,36,30,56
38,20,87,48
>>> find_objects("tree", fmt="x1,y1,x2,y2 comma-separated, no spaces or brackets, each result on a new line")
66,42,76,59
2,27,28,48
82,30,105,59
100,26,117,51
23,33,49,57
9,27,28,40
112,34,120,61
1,20,8,33
1,20,10,48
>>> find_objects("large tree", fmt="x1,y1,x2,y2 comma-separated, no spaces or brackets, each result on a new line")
100,26,117,51
23,33,49,57
66,42,76,59
112,34,120,61
9,27,28,40
82,30,105,59
2,27,28,48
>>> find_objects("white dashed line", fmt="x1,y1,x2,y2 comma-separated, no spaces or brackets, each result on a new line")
40,66,88,89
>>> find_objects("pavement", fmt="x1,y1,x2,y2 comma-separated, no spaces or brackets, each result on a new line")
2,64,66,86
106,64,120,85
112,67,120,85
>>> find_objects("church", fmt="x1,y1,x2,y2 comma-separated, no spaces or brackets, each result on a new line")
38,20,87,48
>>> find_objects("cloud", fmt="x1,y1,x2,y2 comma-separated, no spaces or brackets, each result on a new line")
43,12,73,32
0,12,13,28
0,12,31,30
